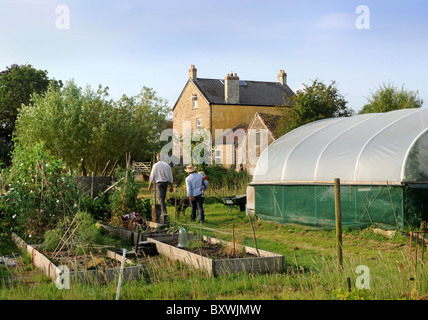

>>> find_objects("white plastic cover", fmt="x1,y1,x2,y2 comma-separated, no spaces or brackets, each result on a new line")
253,108,428,185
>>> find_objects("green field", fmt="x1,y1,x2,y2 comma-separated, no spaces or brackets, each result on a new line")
0,182,426,300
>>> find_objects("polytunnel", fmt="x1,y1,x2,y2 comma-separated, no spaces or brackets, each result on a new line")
247,108,428,229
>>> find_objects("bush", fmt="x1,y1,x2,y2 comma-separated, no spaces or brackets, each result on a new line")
109,166,151,226
43,211,120,254
1,143,80,242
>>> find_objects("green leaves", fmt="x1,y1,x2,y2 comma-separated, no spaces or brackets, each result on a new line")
275,79,353,137
0,64,57,165
360,82,423,114
14,80,170,174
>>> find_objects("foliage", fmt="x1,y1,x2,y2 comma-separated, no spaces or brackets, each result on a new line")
198,165,250,192
14,80,170,174
0,64,59,166
360,82,423,114
333,289,372,300
79,192,111,222
43,211,120,253
0,143,80,242
109,167,152,226
275,79,353,137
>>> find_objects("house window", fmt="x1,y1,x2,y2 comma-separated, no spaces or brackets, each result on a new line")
215,149,222,164
196,118,202,130
192,94,198,109
256,131,261,146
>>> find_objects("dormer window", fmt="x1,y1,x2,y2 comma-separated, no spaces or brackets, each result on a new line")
192,94,198,109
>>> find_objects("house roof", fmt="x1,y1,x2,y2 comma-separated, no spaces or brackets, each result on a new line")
173,78,295,110
257,112,283,139
194,78,294,106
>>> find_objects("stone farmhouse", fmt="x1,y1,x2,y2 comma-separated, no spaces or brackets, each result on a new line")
172,65,295,168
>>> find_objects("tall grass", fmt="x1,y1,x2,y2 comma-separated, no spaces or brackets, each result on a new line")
1,192,426,300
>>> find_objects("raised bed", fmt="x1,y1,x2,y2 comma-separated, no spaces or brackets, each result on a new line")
97,221,169,245
147,234,285,277
11,232,142,283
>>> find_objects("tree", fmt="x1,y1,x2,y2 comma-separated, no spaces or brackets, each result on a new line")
360,82,423,114
13,80,170,174
275,79,353,137
0,64,59,166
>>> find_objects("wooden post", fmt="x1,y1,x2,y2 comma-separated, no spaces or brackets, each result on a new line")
248,213,260,257
101,160,111,176
334,178,343,273
115,249,127,300
153,152,157,206
90,171,94,198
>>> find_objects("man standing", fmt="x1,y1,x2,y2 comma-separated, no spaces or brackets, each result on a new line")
185,164,208,223
148,153,174,217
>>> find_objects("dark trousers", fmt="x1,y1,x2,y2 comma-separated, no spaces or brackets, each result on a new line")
156,182,169,215
190,195,204,222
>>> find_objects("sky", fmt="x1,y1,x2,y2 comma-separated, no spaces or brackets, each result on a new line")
1,0,427,114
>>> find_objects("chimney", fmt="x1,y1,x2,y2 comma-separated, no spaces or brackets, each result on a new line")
224,72,240,104
278,69,287,85
189,65,197,80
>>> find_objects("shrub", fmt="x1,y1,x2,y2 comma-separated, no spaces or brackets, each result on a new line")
1,143,80,242
109,166,150,226
43,211,120,254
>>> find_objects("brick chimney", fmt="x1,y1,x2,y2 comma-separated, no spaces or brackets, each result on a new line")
224,72,239,104
189,65,197,80
278,69,287,85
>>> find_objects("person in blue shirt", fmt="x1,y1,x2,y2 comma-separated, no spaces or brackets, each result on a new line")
185,165,208,223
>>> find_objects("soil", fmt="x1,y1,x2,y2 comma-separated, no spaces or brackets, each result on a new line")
164,239,257,260
44,250,124,272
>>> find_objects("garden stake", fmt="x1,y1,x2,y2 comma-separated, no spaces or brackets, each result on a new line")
52,220,83,260
247,214,260,257
115,248,127,300
135,231,141,256
171,199,178,242
335,178,343,273
407,232,413,285
108,159,118,177
232,224,236,257
363,200,374,226
386,181,399,227
101,160,111,176
51,213,79,258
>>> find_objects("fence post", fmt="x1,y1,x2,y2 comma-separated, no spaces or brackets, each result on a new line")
335,178,343,272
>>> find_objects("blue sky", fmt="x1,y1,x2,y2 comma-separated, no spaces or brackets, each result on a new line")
1,0,427,113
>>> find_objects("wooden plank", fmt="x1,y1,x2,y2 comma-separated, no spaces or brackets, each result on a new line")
11,233,142,283
147,235,285,277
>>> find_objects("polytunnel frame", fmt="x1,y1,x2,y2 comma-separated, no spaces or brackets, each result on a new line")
252,109,428,187
248,109,428,228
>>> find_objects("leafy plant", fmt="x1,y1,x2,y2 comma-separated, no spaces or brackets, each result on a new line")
1,142,80,242
109,167,150,226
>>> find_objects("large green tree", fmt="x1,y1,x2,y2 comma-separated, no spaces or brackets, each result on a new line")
360,82,423,114
14,80,170,174
0,64,59,166
275,79,353,137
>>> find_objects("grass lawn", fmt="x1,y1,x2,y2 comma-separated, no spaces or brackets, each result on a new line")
0,181,426,300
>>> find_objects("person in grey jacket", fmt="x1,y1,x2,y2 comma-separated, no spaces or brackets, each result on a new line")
148,153,174,216
185,164,208,223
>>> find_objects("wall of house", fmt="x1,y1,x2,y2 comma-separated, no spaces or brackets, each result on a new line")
237,115,277,175
214,143,236,169
211,104,282,134
173,81,211,137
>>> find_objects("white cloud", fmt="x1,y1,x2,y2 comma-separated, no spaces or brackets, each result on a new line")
315,13,354,30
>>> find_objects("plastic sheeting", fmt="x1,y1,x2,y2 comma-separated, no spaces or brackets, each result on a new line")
253,184,404,229
253,108,428,185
